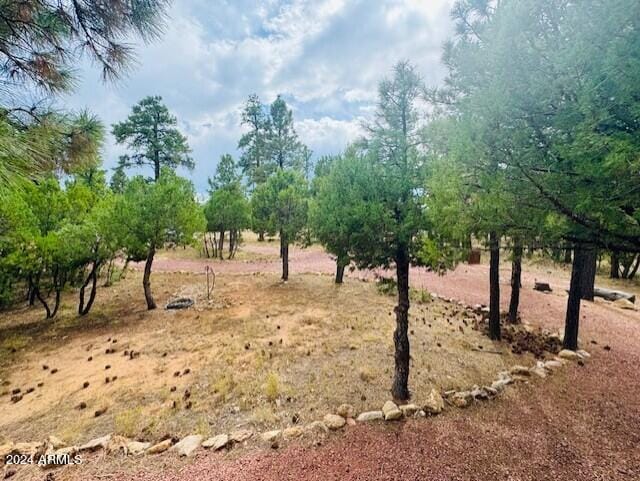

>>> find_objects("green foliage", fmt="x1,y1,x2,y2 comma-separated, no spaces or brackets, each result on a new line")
110,165,128,194
347,62,429,270
208,154,241,192
0,0,169,94
310,150,376,269
238,94,270,187
204,184,250,235
252,170,308,244
112,96,193,181
238,94,310,189
436,0,640,251
0,111,105,195
115,169,205,260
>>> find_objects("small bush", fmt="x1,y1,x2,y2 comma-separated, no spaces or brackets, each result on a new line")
1,334,30,352
376,277,397,296
114,407,143,438
213,374,235,400
359,367,375,383
264,372,280,401
251,406,277,426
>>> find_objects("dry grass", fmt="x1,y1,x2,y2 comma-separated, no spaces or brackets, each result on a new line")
0,263,533,446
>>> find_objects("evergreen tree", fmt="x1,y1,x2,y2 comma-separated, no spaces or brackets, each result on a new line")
238,94,269,187
112,96,193,181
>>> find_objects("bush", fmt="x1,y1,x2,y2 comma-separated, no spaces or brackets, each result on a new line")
264,372,280,401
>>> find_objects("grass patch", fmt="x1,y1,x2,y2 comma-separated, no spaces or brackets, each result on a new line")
264,372,280,401
114,407,144,438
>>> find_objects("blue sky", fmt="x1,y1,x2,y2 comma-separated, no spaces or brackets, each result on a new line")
62,0,455,193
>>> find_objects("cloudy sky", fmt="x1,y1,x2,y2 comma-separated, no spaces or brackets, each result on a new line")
62,0,456,193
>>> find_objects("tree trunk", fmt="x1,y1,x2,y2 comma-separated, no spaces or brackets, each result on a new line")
79,261,99,316
563,247,585,351
610,251,620,278
489,231,501,340
508,238,522,324
281,234,289,281
228,230,236,259
34,285,51,319
203,234,210,258
391,248,411,401
564,248,572,264
628,255,640,280
143,245,157,310
258,231,265,242
51,287,62,318
579,246,597,301
27,276,37,306
218,230,225,260
335,257,347,284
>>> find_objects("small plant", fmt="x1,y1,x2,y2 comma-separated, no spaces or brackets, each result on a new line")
410,288,432,304
212,374,235,400
264,372,280,401
1,334,30,352
359,367,375,383
376,277,397,296
251,405,277,426
114,407,143,438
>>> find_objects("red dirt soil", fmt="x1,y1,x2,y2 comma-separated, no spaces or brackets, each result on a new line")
93,247,640,480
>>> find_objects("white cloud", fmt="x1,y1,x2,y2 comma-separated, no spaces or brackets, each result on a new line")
62,0,456,192
296,116,365,155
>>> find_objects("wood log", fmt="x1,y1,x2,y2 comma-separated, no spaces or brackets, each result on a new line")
593,287,635,303
534,282,552,292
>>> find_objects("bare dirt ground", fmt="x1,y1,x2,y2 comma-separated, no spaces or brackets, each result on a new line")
3,237,640,480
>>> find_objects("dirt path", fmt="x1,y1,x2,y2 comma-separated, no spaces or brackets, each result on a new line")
110,246,640,481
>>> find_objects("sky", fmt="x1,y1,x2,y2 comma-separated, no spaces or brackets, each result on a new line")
62,0,456,193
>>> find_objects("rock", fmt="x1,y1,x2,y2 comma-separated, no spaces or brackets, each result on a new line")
229,430,252,444
399,404,420,417
305,421,329,434
336,404,355,418
423,388,444,415
577,349,591,359
356,411,384,422
509,365,531,376
382,401,402,421
612,298,637,310
323,414,346,430
282,427,304,440
558,349,582,361
0,442,15,458
55,446,78,456
346,417,356,426
48,435,65,450
530,366,548,378
483,386,498,397
146,439,173,454
13,442,43,455
491,379,511,392
544,360,564,370
172,435,203,457
470,387,489,400
202,434,229,450
79,434,111,452
451,392,472,408
106,435,130,454
260,431,281,443
127,441,150,455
